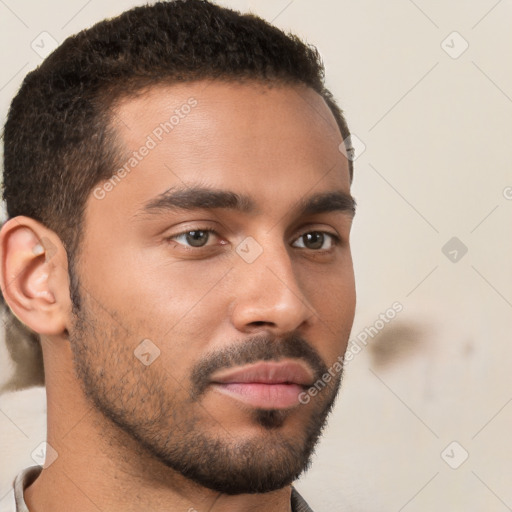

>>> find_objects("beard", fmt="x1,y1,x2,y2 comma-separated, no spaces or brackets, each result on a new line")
68,283,346,495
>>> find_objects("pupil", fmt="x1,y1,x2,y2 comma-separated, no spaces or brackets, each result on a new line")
305,232,323,249
186,230,208,247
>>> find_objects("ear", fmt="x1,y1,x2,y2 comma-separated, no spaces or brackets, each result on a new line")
0,216,71,336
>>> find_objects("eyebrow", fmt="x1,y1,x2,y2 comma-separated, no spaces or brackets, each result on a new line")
136,185,356,219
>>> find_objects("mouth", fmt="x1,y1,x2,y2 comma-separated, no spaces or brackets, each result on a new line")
210,360,314,409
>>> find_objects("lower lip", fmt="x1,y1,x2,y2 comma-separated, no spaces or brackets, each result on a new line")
212,382,305,409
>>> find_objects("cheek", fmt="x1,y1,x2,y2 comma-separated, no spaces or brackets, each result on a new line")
88,241,229,319
299,261,355,360
300,253,355,312
139,260,232,327
99,253,233,365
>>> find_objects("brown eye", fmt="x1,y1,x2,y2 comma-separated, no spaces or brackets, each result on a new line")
170,229,214,247
185,230,210,247
292,231,337,250
303,232,324,250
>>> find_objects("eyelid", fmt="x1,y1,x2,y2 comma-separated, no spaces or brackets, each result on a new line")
165,227,223,247
165,225,342,250
291,231,340,249
290,221,342,243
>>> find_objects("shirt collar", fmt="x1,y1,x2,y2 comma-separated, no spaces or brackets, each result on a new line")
13,465,41,512
13,466,314,512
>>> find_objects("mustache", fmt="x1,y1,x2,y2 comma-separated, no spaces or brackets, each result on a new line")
189,332,329,399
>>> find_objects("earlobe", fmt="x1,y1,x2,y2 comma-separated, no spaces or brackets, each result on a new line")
0,217,69,336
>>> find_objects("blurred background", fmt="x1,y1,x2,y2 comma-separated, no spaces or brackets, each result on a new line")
1,1,511,510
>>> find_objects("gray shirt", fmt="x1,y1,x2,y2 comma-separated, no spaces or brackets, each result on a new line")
5,466,314,512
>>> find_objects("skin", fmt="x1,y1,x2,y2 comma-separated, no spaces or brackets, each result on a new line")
0,80,356,512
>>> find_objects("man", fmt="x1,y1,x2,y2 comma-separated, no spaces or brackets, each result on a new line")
0,0,356,510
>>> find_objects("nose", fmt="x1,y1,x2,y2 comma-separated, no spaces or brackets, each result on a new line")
230,240,315,335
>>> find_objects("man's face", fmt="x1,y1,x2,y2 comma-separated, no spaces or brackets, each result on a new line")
70,80,356,494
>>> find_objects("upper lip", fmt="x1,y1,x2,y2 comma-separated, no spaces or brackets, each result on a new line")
210,360,314,387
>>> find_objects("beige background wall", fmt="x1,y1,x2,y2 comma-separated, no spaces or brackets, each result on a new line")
1,1,511,510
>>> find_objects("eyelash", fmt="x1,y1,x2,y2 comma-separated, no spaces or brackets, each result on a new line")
165,227,341,251
166,228,220,247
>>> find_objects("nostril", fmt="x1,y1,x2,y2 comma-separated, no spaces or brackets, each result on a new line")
250,321,270,327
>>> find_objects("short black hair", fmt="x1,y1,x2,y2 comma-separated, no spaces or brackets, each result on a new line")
2,0,352,265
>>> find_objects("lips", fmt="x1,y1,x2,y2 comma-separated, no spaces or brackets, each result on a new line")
210,360,315,409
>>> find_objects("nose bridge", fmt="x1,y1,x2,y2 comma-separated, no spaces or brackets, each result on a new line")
231,234,314,332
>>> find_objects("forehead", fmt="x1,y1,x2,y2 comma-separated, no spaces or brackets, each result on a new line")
95,80,350,217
